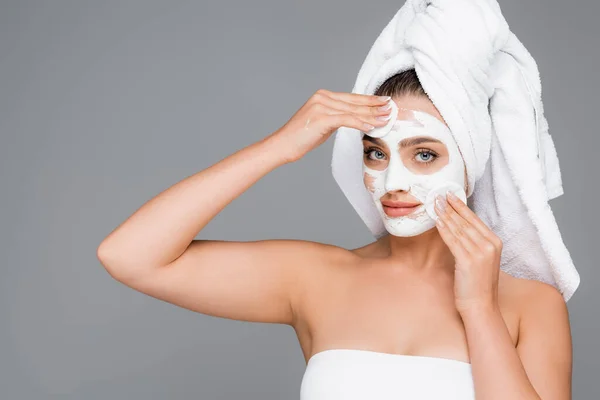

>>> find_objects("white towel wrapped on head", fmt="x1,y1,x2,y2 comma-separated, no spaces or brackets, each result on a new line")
331,0,580,301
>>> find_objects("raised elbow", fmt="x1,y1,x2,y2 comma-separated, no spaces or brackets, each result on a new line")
97,240,129,281
96,240,159,284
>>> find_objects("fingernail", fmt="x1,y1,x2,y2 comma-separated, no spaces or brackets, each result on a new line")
435,194,447,212
363,123,375,131
377,102,392,112
378,96,391,102
447,190,457,200
376,114,392,121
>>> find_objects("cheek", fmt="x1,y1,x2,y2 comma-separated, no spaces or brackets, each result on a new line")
363,172,376,193
363,170,387,195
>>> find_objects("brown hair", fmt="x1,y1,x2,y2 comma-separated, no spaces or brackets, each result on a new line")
373,69,426,98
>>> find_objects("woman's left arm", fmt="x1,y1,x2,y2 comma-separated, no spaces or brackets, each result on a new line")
434,191,573,400
460,286,572,400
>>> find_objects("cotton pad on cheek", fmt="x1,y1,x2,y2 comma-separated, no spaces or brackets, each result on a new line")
364,99,399,138
424,182,467,220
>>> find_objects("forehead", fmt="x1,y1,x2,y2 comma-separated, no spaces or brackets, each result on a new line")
363,108,454,146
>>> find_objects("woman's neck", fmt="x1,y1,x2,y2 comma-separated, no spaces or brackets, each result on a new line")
379,229,456,276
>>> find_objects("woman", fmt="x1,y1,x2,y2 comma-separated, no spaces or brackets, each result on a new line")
97,72,573,400
98,3,576,400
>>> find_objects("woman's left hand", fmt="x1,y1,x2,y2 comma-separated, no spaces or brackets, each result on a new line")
434,191,502,315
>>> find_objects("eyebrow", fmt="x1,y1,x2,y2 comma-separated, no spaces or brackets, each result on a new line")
361,134,443,149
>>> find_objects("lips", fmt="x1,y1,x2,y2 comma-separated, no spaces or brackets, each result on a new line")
381,200,421,208
381,200,423,217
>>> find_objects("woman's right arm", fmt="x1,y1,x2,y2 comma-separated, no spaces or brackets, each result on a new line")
96,89,393,326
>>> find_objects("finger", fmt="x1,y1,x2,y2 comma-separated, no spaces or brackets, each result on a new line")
435,214,471,261
314,103,388,131
321,89,392,106
316,94,393,121
435,197,479,254
321,97,392,119
326,113,378,133
446,192,503,252
445,191,496,240
438,195,485,247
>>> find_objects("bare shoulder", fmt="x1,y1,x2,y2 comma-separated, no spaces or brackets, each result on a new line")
272,238,365,323
280,238,359,264
291,240,364,287
276,238,361,288
500,272,566,306
519,278,569,319
499,272,569,325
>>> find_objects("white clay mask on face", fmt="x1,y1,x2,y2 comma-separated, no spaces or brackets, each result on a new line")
362,106,467,237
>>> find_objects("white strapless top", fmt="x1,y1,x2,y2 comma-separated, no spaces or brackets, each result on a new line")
300,349,475,400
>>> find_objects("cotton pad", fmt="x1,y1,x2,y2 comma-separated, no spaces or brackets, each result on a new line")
424,182,467,220
364,99,398,138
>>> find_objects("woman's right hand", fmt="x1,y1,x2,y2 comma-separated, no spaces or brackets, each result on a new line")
267,89,394,163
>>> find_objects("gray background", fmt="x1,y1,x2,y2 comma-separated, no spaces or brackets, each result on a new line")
2,0,597,398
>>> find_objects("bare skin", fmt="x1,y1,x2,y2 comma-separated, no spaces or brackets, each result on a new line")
96,89,568,378
294,236,523,365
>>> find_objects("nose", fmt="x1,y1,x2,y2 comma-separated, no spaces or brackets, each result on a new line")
384,155,411,193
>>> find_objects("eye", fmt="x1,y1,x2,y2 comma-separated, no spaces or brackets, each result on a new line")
414,148,439,164
363,147,386,161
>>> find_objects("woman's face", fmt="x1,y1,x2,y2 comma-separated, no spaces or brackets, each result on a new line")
362,96,467,237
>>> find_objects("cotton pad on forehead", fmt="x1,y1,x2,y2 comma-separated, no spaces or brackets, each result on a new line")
366,105,455,140
363,99,399,138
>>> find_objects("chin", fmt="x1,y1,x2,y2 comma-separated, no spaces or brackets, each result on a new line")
380,213,437,237
384,224,436,237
